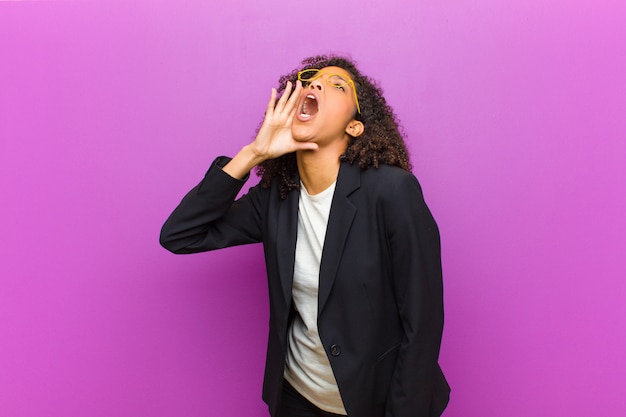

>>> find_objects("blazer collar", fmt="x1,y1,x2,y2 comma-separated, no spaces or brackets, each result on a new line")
276,181,299,308
318,161,360,313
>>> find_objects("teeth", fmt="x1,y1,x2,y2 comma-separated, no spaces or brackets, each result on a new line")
300,94,318,117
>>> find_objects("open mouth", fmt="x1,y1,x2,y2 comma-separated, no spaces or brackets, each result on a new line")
300,94,319,118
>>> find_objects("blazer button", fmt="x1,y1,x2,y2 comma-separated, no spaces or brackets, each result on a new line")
330,344,341,357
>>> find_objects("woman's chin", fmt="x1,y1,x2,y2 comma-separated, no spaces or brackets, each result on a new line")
291,126,315,142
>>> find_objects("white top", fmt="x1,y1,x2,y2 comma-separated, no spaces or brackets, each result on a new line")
283,181,347,415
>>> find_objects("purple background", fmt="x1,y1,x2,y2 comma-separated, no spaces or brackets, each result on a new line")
1,1,625,416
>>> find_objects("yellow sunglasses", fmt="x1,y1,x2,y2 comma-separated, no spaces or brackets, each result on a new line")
297,69,361,114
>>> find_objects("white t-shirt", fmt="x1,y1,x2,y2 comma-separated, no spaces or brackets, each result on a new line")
283,181,347,415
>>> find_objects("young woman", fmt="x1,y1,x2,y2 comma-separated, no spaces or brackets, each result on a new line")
160,55,450,417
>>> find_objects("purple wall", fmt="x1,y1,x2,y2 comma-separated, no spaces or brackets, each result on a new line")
1,1,624,416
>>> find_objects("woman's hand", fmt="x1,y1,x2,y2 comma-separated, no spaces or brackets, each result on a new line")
249,80,318,160
222,81,318,179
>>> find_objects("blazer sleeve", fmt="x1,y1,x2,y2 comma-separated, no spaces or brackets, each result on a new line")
384,172,446,417
159,156,265,254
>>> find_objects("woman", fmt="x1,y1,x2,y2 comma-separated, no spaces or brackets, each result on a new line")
160,55,450,417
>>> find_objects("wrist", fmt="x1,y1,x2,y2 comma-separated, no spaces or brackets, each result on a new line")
222,145,264,180
242,144,266,167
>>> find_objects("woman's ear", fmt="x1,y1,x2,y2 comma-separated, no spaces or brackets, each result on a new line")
346,120,364,138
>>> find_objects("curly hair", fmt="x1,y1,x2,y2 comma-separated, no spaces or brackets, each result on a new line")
256,54,412,199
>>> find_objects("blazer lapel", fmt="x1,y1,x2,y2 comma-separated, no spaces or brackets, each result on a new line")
276,180,300,308
318,162,360,314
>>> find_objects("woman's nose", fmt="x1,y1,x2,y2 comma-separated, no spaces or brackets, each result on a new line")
308,80,323,91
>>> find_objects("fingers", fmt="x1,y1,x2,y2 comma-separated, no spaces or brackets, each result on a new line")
294,142,319,152
265,88,277,116
285,80,302,112
274,81,302,113
262,80,302,131
282,81,302,126
274,81,293,112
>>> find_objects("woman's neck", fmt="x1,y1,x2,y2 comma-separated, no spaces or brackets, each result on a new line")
296,142,345,195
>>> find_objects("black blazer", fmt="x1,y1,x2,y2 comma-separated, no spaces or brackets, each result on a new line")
160,157,450,417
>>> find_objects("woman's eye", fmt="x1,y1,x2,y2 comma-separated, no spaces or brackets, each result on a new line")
333,84,345,91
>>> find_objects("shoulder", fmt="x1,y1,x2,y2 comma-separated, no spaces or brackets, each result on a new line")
358,163,423,197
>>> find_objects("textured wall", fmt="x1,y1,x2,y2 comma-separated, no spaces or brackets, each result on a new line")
1,1,624,416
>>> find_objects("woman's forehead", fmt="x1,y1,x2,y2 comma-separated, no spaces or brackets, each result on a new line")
320,66,353,79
